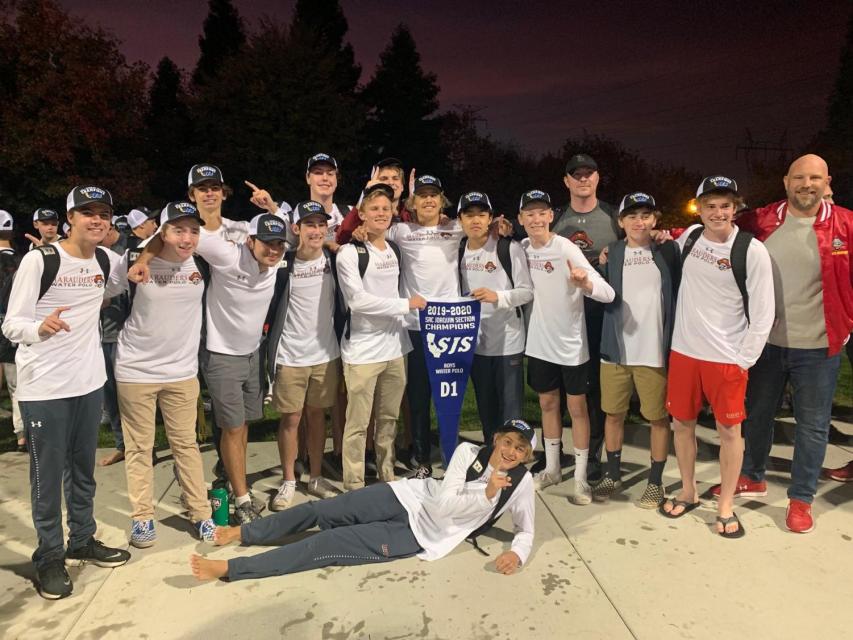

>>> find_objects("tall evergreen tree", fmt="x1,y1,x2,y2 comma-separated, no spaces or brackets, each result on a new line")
815,8,853,202
145,57,192,202
361,24,442,174
291,0,360,94
192,0,246,87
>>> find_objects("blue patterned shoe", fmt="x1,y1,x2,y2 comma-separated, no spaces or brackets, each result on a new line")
130,519,157,548
195,518,216,543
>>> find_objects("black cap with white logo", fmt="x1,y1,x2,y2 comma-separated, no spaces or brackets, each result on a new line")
618,192,657,215
159,201,206,226
565,153,598,175
33,208,59,222
375,157,403,170
413,175,443,194
496,418,537,449
519,189,552,210
696,176,738,197
112,215,131,234
66,186,114,213
187,164,224,187
362,183,395,200
457,191,493,214
292,200,332,224
306,153,338,172
249,213,288,241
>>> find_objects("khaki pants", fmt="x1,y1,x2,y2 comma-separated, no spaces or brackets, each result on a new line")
117,377,211,522
342,357,406,490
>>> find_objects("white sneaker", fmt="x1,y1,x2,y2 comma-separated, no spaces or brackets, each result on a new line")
305,477,339,500
533,470,561,491
570,479,592,505
270,481,296,511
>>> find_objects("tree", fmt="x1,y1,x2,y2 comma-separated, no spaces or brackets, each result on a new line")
0,0,149,219
361,24,442,174
191,18,366,216
192,0,246,87
291,0,360,95
814,8,853,203
144,57,193,203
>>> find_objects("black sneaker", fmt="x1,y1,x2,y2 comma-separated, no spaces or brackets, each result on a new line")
65,539,131,568
232,500,261,524
37,559,73,600
365,450,378,478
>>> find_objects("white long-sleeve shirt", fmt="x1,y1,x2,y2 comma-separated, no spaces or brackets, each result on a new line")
460,237,534,356
523,234,615,366
672,224,774,369
390,443,535,564
336,241,412,365
2,244,108,400
196,229,277,356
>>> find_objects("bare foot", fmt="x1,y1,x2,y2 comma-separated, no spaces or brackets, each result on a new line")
190,554,228,581
99,450,125,466
213,525,242,546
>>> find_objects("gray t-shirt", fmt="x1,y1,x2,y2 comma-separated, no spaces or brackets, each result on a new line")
764,214,827,348
552,202,619,267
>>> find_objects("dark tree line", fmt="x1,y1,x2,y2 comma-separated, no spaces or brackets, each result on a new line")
1,0,850,233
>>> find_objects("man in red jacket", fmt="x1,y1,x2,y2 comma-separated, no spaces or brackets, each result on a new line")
711,154,853,533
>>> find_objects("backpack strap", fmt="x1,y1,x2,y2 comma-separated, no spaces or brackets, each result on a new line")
679,226,705,268
731,230,753,324
126,248,143,305
496,237,521,319
94,247,111,282
457,236,468,294
352,240,370,278
36,245,61,300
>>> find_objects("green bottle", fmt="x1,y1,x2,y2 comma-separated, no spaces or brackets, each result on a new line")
210,487,229,526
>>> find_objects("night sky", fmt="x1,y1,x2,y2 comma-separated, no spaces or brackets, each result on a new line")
59,0,852,186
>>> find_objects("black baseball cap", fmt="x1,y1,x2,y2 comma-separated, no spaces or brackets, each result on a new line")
66,186,114,213
306,153,338,172
519,189,552,210
112,215,131,233
375,157,403,170
696,176,738,197
187,164,224,187
33,207,59,222
292,200,331,224
159,201,205,226
362,183,395,200
496,419,537,448
457,191,493,214
413,174,443,194
565,154,598,175
618,192,657,215
249,213,288,241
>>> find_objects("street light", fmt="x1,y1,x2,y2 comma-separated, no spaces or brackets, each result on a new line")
686,198,698,215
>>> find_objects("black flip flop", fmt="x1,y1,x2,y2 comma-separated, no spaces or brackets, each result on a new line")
716,513,746,539
659,497,701,519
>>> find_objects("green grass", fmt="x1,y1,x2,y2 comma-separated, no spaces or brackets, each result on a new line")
1,355,850,453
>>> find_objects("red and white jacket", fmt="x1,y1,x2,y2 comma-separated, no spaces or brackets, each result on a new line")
736,199,853,356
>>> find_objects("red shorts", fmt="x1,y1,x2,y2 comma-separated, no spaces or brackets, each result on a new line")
665,351,748,427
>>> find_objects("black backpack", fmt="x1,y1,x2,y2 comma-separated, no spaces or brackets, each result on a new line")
680,226,753,323
457,236,520,318
463,445,528,555
0,245,111,362
344,239,402,340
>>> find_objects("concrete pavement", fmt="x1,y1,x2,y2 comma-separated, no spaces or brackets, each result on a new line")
0,420,851,639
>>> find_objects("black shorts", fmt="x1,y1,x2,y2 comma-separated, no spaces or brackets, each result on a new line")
526,356,589,396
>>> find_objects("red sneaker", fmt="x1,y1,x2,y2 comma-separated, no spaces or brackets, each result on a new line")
786,499,814,533
709,474,767,499
825,461,853,482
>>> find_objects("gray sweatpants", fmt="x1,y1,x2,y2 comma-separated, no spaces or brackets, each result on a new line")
228,483,421,581
20,387,103,568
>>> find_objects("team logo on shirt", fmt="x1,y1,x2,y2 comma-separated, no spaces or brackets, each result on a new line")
92,274,104,287
440,232,452,239
832,237,848,255
716,258,732,271
189,271,203,284
570,231,593,250
544,261,554,273
484,261,497,273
